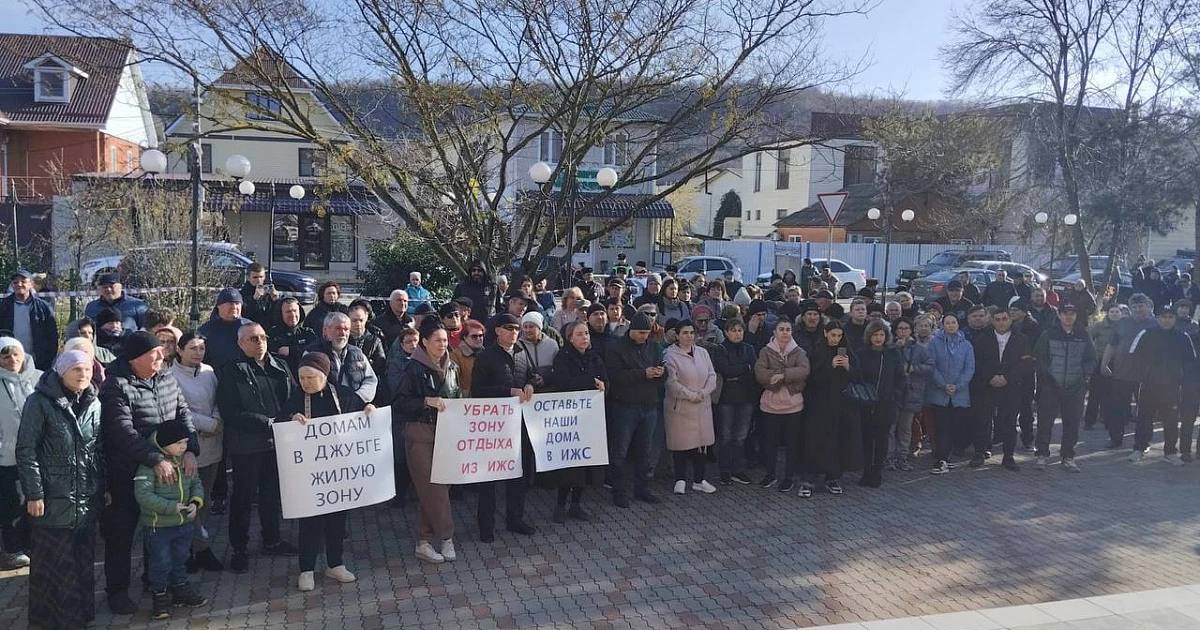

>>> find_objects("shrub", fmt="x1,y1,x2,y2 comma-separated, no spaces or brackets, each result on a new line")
359,232,456,298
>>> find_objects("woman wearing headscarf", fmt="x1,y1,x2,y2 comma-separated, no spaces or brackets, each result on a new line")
799,322,861,497
16,350,102,629
754,319,811,492
545,321,608,522
278,352,372,591
0,338,39,569
664,320,719,495
62,337,106,389
927,313,975,475
394,319,461,564
851,320,907,488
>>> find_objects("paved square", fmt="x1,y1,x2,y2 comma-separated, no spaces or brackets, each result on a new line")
2,424,1199,629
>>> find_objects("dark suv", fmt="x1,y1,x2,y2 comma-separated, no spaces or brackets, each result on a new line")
898,248,1012,288
118,241,318,303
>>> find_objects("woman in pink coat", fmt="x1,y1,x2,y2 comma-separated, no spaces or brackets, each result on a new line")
664,320,719,495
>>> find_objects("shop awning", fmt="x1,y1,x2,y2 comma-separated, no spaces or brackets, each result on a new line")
524,191,675,219
206,188,379,216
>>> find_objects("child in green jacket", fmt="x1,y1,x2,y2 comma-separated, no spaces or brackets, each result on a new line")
133,418,208,619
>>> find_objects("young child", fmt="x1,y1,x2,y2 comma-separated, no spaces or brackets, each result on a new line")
133,418,208,619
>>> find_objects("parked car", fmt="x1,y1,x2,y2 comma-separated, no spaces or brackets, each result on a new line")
756,258,867,298
1054,269,1133,302
908,268,996,304
960,260,1048,284
80,255,125,287
1153,253,1196,275
670,256,743,283
1039,255,1127,281
115,241,318,303
897,248,1012,289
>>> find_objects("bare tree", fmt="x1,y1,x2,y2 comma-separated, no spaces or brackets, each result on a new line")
943,0,1129,287
28,0,872,279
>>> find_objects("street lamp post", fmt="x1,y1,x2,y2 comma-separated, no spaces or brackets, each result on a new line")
529,162,617,284
866,206,915,299
1035,211,1078,269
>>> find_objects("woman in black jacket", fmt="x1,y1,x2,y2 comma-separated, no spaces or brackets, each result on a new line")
800,321,861,497
545,321,608,523
277,352,370,593
851,320,907,488
303,281,349,331
712,319,758,485
393,319,461,564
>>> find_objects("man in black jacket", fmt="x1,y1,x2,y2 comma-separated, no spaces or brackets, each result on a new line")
0,269,58,369
239,262,277,326
216,322,297,572
982,270,1017,308
970,309,1031,470
934,281,974,322
713,320,758,484
100,332,197,614
1130,306,1196,463
452,261,496,322
376,289,413,350
1034,305,1097,472
603,314,664,507
470,314,536,541
268,297,318,375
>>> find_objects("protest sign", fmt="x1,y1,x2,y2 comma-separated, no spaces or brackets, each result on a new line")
522,390,609,472
273,406,395,519
430,397,523,484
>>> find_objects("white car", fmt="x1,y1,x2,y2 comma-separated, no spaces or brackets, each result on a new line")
670,256,743,283
80,255,124,286
757,258,867,298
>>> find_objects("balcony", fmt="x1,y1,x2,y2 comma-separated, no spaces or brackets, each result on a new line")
0,176,61,203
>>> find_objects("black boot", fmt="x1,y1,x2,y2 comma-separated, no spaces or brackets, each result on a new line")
194,548,224,572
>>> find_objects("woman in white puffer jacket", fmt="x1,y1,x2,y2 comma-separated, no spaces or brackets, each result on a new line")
169,331,224,572
0,337,40,570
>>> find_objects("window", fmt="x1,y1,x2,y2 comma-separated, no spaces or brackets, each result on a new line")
330,215,356,262
603,135,628,166
35,68,67,102
110,147,118,172
539,129,563,163
745,211,751,220
247,93,282,120
843,145,876,187
272,215,299,263
776,149,790,189
787,235,803,242
776,208,788,219
126,150,133,169
755,209,761,221
200,143,213,174
299,148,326,177
753,153,762,192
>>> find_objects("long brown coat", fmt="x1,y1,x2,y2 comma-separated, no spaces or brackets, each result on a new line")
663,343,718,451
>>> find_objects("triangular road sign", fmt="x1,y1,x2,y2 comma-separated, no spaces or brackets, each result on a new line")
818,192,848,225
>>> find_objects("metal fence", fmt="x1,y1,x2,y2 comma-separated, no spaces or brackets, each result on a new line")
703,240,1045,285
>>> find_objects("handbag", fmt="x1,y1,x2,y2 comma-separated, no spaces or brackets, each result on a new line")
842,357,884,406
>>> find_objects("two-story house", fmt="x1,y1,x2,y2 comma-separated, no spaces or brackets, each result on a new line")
160,53,390,281
495,113,675,274
731,113,877,239
0,33,156,264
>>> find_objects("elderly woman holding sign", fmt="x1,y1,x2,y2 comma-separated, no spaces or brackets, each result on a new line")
393,319,462,564
544,321,608,524
277,352,372,592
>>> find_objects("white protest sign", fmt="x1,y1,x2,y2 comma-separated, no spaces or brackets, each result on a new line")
273,406,395,519
430,397,523,484
522,390,609,472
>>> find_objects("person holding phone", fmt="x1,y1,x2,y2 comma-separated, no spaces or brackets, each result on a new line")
798,322,861,497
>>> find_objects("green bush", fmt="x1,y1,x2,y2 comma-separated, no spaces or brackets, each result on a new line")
359,232,457,298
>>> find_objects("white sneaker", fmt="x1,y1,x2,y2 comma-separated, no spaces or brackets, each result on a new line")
691,480,717,494
930,461,949,475
440,539,457,562
298,571,315,592
673,480,687,494
1129,450,1145,463
1164,453,1185,466
1035,456,1048,470
324,565,356,583
1062,458,1081,473
415,541,445,564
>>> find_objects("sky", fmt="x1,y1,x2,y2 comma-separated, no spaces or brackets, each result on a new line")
3,0,965,101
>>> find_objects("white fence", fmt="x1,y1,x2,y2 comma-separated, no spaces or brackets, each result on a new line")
703,240,1045,285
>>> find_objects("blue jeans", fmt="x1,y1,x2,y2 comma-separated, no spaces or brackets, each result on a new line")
609,404,657,496
716,403,753,474
147,523,194,593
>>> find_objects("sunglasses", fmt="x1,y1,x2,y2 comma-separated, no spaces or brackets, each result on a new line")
468,333,484,339
643,311,658,317
501,325,520,331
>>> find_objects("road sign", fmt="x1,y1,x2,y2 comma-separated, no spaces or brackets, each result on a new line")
818,192,848,224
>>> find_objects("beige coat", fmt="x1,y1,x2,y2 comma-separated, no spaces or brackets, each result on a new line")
663,343,718,451
754,338,810,415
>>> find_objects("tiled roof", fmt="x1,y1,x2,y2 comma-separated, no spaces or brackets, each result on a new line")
213,49,312,89
532,191,674,219
0,33,131,125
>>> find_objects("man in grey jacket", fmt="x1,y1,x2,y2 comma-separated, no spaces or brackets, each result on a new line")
304,312,378,405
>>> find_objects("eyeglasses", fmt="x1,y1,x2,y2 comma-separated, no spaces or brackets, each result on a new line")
643,312,658,317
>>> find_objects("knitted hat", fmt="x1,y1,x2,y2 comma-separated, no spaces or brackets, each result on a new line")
155,418,190,448
800,300,821,316
629,313,654,331
0,337,23,355
586,303,606,316
299,351,331,376
95,306,123,328
747,299,769,318
53,350,91,376
120,331,161,362
521,311,545,328
216,287,243,306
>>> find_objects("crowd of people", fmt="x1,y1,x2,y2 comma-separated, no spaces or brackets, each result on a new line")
0,253,1196,628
